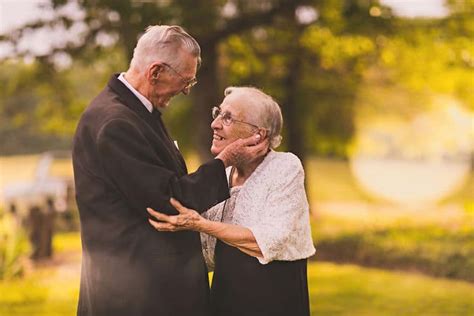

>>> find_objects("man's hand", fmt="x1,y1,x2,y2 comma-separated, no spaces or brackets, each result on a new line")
147,198,203,232
216,134,270,168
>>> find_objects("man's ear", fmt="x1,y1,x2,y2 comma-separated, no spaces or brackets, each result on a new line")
148,63,164,82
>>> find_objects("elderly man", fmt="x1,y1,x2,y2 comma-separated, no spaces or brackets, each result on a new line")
72,25,267,316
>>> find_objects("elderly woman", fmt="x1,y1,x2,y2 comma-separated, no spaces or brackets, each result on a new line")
147,86,315,316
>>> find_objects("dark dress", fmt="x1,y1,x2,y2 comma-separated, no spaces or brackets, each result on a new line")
210,240,310,316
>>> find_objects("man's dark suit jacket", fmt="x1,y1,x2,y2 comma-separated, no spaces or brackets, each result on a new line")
72,74,229,316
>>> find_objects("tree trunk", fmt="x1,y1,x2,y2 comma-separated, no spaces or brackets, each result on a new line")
281,29,306,162
280,26,315,212
193,40,220,161
28,202,55,261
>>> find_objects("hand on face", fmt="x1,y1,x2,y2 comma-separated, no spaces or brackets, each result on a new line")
216,134,270,168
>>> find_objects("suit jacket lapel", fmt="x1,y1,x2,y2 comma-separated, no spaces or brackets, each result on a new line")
107,74,187,175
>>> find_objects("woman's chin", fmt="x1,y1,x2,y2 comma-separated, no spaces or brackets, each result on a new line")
210,146,221,156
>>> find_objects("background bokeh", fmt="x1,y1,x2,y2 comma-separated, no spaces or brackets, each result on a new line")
0,0,473,315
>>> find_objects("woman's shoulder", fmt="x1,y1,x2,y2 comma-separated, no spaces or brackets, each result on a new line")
266,151,303,171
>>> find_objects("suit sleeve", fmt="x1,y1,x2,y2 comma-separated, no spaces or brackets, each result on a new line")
96,118,229,215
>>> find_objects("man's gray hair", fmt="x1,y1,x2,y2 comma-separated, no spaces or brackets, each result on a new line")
224,86,283,149
130,25,201,72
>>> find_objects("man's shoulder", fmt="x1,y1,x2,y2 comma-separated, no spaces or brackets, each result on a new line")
74,86,138,141
89,86,125,112
82,87,134,123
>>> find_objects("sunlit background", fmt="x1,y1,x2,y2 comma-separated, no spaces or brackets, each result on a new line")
0,1,473,315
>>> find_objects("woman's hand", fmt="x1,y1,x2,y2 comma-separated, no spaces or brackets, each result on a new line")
149,198,263,258
147,198,204,232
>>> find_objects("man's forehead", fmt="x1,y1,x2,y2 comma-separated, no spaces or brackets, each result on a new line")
177,51,198,72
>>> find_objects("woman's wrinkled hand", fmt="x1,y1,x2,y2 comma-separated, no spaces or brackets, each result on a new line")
147,198,203,232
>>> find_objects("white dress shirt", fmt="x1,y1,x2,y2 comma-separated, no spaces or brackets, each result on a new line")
118,72,154,113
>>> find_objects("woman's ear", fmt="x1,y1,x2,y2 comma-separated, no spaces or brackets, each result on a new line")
257,128,268,139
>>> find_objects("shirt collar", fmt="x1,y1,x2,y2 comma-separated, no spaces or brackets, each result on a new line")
117,72,154,113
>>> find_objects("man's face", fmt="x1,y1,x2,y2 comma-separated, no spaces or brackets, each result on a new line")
148,51,198,109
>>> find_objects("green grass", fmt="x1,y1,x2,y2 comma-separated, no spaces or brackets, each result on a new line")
0,265,80,316
309,262,474,316
1,232,474,315
0,233,81,316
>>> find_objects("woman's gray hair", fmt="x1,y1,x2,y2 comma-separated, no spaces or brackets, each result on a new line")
224,86,283,149
130,25,201,72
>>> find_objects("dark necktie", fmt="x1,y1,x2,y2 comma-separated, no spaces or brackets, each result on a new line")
152,110,187,173
152,110,173,143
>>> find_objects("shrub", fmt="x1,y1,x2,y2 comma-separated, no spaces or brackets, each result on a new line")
0,209,30,280
313,217,474,282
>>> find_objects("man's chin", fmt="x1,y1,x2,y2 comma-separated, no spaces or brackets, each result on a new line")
160,101,171,108
154,98,171,108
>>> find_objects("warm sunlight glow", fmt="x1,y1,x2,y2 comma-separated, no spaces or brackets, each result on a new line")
351,99,473,205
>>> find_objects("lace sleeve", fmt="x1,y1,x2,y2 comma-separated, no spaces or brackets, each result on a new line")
247,154,315,264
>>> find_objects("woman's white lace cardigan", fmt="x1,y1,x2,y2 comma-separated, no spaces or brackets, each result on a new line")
201,151,316,268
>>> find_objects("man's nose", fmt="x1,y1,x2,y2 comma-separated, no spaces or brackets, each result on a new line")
181,86,191,95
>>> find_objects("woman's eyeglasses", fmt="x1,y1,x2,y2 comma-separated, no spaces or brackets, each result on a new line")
211,107,261,129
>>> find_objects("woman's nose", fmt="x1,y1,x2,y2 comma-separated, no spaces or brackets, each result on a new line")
211,116,221,129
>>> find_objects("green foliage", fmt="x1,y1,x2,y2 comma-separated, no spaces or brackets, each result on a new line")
378,27,474,110
0,48,127,154
299,26,377,156
0,210,30,280
313,215,474,281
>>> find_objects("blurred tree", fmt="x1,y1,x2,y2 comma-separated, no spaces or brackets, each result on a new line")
0,0,308,159
1,0,470,161
0,48,126,154
444,0,474,37
220,0,391,159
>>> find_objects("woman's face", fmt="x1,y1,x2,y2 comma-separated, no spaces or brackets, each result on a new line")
210,96,258,155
